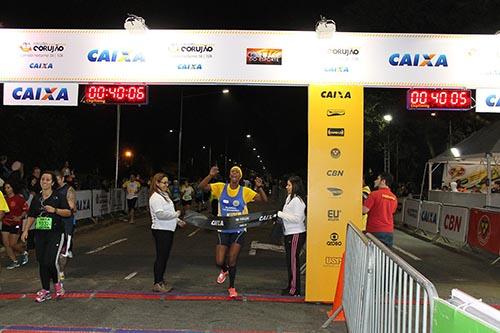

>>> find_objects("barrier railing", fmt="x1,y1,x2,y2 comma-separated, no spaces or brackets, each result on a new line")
366,232,439,333
324,223,439,332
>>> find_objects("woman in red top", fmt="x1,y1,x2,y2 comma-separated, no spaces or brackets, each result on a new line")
2,181,29,269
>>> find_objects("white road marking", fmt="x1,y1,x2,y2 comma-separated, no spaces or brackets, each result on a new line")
124,272,138,280
85,238,128,254
188,228,201,237
393,245,422,261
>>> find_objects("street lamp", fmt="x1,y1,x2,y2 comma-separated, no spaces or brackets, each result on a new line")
178,88,229,181
246,134,251,138
383,114,393,174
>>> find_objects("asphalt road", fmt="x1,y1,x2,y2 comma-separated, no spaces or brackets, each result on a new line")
0,202,498,332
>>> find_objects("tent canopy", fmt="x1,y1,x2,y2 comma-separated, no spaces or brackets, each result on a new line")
429,120,500,164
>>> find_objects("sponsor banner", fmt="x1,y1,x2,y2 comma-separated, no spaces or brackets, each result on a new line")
403,199,421,228
306,85,363,302
0,30,498,87
468,208,500,256
443,164,500,191
419,201,441,234
75,190,92,220
137,188,148,208
439,205,469,243
92,190,110,217
3,82,78,106
476,89,500,113
110,189,125,213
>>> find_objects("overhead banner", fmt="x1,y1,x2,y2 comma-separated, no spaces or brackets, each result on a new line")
476,89,500,113
3,82,79,106
0,30,498,87
306,85,363,302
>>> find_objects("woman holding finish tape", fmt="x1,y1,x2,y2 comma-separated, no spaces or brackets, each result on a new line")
149,172,186,293
277,175,306,296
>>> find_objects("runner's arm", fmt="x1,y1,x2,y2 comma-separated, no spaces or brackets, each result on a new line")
21,217,35,242
67,187,77,213
199,166,219,191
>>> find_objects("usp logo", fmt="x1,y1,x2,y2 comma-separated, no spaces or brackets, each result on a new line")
330,148,341,159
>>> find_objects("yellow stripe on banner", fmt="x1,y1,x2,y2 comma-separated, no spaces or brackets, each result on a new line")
306,85,363,303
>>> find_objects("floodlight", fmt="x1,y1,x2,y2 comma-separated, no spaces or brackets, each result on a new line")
124,14,148,31
315,16,336,38
451,147,460,158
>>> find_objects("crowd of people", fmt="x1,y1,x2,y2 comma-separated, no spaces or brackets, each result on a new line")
0,151,400,302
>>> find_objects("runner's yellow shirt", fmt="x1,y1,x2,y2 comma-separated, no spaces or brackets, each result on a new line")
209,183,257,215
0,191,9,213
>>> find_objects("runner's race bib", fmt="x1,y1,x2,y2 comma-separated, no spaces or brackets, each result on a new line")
35,217,53,230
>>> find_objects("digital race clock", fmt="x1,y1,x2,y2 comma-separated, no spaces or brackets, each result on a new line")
406,88,472,111
83,85,148,105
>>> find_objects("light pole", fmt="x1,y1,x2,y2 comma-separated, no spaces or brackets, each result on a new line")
177,88,229,181
383,114,393,174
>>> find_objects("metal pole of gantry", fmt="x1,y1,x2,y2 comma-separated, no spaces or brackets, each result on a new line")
114,104,121,188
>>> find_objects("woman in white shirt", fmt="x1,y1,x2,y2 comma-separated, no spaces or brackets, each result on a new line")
149,173,185,292
277,176,306,296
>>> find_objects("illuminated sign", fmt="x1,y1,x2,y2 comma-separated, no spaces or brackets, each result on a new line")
406,89,472,110
83,85,148,105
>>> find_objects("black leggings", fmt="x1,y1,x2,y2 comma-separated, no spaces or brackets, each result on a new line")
284,232,306,295
152,229,175,284
35,231,64,290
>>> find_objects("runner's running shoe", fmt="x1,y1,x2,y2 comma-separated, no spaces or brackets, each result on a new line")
35,289,51,303
20,251,29,265
6,261,20,269
54,282,65,298
217,270,228,284
228,288,238,298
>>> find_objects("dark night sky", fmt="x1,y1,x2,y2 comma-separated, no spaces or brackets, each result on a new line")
0,0,498,181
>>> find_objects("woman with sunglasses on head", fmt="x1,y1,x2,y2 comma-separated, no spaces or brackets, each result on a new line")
21,171,72,303
277,175,306,296
149,173,186,292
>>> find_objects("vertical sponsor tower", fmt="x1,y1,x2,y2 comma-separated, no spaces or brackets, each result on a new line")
306,85,363,302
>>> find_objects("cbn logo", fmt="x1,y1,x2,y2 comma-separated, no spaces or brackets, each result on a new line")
389,53,448,67
87,49,145,62
486,95,500,107
12,87,69,101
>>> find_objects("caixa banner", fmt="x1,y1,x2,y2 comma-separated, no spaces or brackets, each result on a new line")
3,82,78,106
476,89,500,113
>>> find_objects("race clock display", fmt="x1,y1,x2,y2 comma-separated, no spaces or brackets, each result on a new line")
84,85,148,105
406,88,472,111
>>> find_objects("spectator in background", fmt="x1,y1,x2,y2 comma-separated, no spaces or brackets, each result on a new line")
123,174,141,224
450,181,458,192
28,167,42,195
492,180,500,194
180,179,194,213
1,181,29,269
363,172,398,248
61,161,72,177
8,161,28,199
170,180,181,210
0,155,10,180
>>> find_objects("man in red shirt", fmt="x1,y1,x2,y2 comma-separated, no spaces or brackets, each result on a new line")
362,172,398,247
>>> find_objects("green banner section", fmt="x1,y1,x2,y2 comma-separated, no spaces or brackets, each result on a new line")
433,299,499,333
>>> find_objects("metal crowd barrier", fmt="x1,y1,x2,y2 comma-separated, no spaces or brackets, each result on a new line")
324,223,439,332
365,232,438,333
